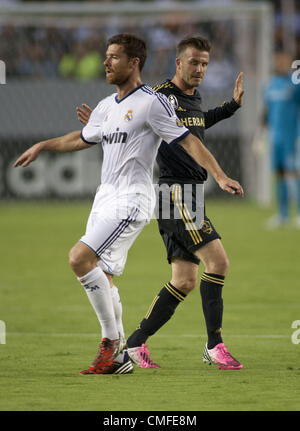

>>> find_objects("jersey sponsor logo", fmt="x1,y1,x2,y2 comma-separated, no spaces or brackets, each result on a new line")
178,116,205,128
103,128,128,145
168,94,179,109
124,109,133,121
176,119,183,127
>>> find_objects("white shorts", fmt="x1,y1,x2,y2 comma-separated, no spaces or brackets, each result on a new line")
80,203,148,276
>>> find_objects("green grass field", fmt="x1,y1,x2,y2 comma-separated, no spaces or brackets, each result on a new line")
1,199,300,411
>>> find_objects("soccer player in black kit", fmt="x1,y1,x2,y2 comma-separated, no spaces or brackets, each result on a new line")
77,36,244,370
126,36,244,370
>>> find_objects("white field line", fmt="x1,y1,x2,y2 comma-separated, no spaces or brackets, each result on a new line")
6,332,289,339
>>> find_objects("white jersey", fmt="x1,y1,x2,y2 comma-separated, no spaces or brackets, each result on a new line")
81,84,190,219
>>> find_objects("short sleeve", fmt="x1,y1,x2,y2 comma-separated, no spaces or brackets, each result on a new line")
147,93,190,144
81,101,105,145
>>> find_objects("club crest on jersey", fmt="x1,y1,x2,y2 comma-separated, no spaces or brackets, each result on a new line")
168,94,179,109
124,109,133,121
201,220,213,235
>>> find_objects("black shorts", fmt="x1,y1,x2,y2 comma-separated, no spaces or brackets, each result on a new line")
156,183,221,265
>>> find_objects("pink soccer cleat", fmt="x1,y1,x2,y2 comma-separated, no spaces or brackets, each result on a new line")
127,344,161,369
202,343,243,370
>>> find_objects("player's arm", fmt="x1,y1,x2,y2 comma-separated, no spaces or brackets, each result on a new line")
14,130,90,168
204,72,244,129
179,133,244,196
148,95,243,196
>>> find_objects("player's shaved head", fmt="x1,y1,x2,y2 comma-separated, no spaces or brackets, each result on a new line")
177,36,211,58
107,34,147,71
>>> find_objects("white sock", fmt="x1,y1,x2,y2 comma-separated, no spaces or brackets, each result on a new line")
78,267,119,340
111,285,125,339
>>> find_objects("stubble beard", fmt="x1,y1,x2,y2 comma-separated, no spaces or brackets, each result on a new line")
106,71,130,86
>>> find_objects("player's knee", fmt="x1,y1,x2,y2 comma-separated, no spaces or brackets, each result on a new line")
220,255,230,275
206,256,230,277
174,276,198,295
69,246,85,273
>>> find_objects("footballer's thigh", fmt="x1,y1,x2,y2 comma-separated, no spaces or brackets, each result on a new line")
68,213,122,277
194,238,229,276
70,208,144,278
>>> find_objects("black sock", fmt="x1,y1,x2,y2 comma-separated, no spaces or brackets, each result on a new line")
200,272,224,349
127,283,186,348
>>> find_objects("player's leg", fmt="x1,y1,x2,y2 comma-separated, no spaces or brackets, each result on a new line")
271,140,299,227
267,143,289,227
96,272,125,346
195,238,228,349
277,170,289,221
98,273,132,375
69,241,120,374
110,281,126,349
127,257,197,352
71,206,144,374
127,183,202,367
127,242,201,366
93,269,125,350
196,239,243,369
93,216,147,374
69,242,119,341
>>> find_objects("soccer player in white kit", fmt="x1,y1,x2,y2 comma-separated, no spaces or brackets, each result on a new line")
14,34,243,375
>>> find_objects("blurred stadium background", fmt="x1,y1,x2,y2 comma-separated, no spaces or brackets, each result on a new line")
2,0,297,204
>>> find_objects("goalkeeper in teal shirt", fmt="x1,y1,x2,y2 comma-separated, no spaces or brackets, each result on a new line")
263,51,300,228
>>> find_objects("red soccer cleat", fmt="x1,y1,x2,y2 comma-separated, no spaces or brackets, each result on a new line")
80,337,120,375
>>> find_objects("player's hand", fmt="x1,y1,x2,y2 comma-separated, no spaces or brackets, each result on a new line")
233,72,244,106
76,104,92,125
14,143,41,167
217,176,244,197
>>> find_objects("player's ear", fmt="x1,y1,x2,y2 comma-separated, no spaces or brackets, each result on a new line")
175,57,181,69
130,57,140,70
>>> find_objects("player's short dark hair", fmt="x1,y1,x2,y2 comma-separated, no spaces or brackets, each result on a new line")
176,36,211,57
107,33,147,71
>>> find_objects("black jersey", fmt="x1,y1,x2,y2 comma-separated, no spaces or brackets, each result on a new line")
153,79,240,184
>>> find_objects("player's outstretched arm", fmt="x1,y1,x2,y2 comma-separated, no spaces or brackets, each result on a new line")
179,134,244,196
77,104,92,125
14,130,90,168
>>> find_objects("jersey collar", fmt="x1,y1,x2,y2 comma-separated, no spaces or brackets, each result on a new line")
167,79,201,99
115,84,144,104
